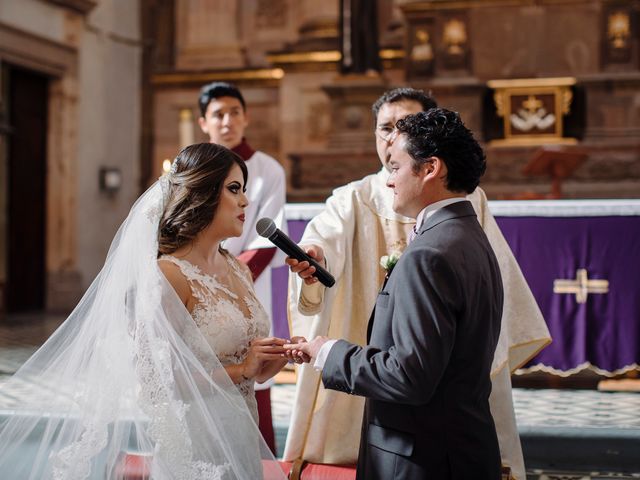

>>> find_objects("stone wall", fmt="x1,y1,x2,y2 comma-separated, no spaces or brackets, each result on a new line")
75,0,142,291
0,0,142,312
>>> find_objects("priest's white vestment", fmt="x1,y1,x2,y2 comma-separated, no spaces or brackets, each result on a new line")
283,168,551,480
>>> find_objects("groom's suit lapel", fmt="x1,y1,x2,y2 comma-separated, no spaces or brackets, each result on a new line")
416,200,476,238
365,200,476,345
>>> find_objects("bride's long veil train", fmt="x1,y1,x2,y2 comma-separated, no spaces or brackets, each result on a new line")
0,182,286,479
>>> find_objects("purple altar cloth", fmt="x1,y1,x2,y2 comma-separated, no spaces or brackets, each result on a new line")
270,221,307,340
271,216,640,374
496,216,640,374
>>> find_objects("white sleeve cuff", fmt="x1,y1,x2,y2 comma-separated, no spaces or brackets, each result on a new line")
313,339,338,371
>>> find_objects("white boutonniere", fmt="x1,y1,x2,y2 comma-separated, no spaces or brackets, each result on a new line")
379,251,402,276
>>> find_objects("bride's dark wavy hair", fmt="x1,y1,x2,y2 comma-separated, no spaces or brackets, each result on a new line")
158,143,247,256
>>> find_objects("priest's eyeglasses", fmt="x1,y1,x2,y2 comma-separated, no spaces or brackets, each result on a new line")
375,125,399,143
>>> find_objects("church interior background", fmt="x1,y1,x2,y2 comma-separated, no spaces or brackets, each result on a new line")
0,0,639,478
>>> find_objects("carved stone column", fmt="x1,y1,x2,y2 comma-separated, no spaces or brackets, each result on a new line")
46,75,83,312
47,78,78,275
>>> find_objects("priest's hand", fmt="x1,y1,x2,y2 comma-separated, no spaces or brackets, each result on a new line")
285,244,325,285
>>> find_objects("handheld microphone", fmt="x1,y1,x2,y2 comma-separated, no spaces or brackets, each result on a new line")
256,218,336,288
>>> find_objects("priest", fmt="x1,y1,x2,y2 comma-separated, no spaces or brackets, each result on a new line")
283,87,551,480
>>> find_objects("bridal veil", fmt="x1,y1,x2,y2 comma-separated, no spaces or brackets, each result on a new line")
0,179,286,479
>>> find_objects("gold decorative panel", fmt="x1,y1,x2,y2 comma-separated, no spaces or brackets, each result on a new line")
487,77,578,146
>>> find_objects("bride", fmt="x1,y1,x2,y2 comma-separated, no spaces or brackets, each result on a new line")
0,143,289,479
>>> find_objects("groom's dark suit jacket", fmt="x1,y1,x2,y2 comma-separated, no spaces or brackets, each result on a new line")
322,201,503,479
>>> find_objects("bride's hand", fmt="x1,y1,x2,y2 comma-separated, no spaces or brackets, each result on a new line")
241,337,287,379
252,336,288,356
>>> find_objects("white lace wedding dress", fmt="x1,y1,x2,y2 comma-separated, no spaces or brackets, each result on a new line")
159,251,270,423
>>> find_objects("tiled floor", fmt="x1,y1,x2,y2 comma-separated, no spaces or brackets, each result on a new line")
270,383,640,453
272,383,296,456
2,314,640,478
512,388,640,429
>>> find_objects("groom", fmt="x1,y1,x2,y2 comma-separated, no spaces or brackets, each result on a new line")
286,108,503,479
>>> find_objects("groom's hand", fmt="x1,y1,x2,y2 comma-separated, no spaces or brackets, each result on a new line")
285,244,325,285
283,336,310,364
284,336,329,363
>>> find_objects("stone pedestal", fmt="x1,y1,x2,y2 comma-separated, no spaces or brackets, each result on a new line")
288,74,387,201
289,149,379,202
321,76,388,149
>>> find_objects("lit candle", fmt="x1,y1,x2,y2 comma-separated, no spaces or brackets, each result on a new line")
178,108,194,148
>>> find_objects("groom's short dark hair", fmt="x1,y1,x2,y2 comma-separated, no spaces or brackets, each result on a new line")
395,108,486,194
